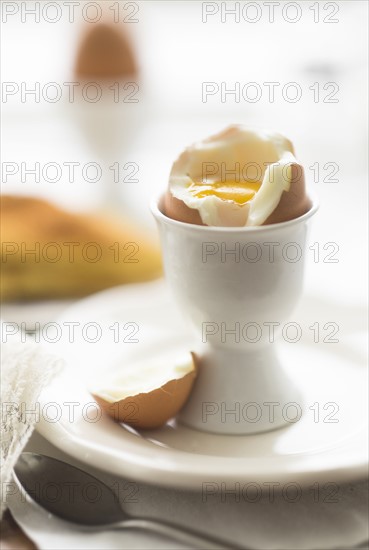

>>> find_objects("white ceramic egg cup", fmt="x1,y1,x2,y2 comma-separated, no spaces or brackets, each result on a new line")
152,196,318,435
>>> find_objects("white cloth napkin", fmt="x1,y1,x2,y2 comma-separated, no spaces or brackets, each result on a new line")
0,321,63,516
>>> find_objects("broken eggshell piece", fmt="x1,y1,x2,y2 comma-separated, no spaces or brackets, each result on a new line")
91,353,197,429
164,126,312,227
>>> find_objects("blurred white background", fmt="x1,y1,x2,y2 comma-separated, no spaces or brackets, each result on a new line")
1,0,368,307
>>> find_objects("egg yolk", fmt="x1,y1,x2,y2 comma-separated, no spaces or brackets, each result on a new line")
189,181,261,205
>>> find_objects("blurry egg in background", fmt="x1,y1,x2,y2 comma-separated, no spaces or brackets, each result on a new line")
74,21,138,80
72,7,144,221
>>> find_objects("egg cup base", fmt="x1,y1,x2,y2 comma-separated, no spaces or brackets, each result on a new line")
177,345,302,435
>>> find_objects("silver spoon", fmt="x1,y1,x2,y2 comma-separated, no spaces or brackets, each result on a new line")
14,452,237,549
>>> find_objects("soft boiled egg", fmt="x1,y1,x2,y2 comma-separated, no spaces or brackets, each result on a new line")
164,125,312,227
91,353,197,429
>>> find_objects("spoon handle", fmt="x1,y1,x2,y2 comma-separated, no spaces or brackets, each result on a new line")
116,518,239,549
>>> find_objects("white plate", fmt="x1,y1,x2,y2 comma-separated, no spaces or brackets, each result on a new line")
37,280,368,489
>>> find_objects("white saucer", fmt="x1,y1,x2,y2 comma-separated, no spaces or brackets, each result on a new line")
37,280,368,489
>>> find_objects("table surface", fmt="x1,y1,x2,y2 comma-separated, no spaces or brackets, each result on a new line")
1,511,36,550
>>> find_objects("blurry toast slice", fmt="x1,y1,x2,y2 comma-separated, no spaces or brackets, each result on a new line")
1,196,162,301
